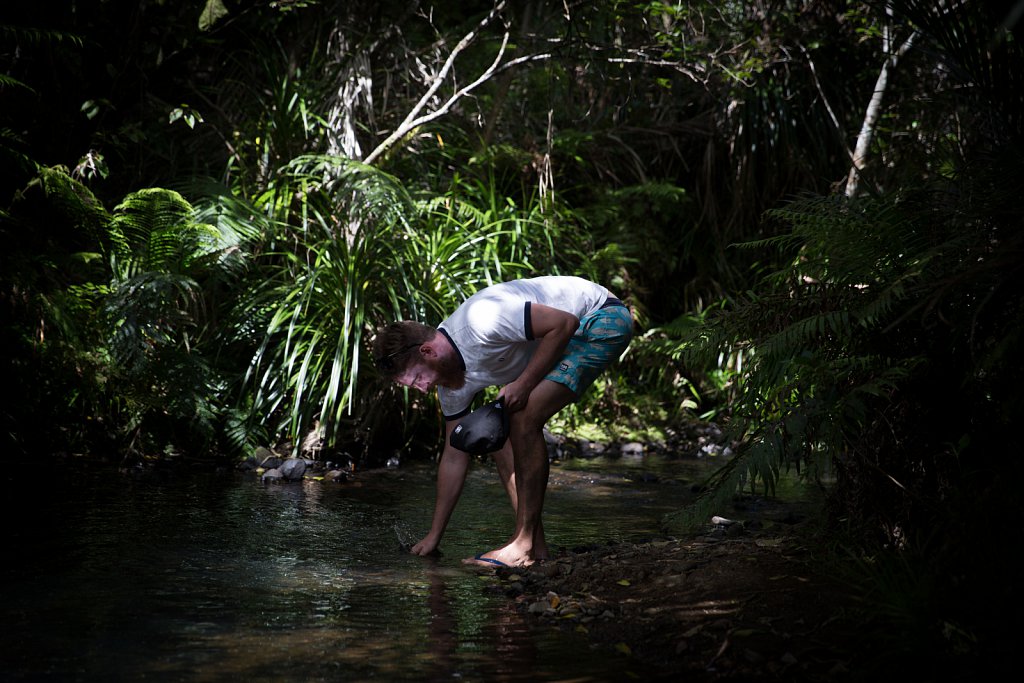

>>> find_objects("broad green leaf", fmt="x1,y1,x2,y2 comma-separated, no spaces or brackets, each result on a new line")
199,0,229,31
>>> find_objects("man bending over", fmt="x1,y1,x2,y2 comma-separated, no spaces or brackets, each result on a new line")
373,276,633,568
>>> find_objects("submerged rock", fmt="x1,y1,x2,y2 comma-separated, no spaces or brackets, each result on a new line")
323,469,349,482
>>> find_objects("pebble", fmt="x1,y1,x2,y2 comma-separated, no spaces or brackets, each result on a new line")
528,600,550,615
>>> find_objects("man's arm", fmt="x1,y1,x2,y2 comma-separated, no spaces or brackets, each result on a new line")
410,420,470,556
499,302,579,412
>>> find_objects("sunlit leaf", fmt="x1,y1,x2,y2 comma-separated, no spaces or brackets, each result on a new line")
199,0,229,31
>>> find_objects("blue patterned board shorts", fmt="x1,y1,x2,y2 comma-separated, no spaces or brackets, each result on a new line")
545,300,633,398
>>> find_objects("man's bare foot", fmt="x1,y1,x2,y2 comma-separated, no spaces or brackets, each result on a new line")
462,544,533,568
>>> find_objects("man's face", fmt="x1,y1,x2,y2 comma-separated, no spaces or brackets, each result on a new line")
393,349,465,393
394,358,444,394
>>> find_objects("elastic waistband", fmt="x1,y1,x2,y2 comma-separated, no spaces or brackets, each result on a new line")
600,297,625,309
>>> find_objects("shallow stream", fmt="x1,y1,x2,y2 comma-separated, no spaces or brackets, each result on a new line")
2,454,716,681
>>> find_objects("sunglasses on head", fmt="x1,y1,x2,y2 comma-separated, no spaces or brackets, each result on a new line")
376,343,421,373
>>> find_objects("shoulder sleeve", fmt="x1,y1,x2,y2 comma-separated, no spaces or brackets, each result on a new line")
461,296,530,343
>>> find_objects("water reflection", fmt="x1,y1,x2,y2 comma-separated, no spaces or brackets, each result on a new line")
0,457,703,681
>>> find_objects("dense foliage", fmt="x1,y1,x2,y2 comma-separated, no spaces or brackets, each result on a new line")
3,0,1023,672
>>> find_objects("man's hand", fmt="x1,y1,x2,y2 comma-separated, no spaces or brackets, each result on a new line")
410,535,441,556
499,379,531,412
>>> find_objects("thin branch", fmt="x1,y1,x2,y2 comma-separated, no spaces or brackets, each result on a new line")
606,55,706,84
363,1,508,165
798,42,853,163
492,51,552,75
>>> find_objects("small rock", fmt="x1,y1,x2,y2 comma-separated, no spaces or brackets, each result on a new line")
323,469,349,482
530,563,561,579
279,458,307,481
528,600,550,615
236,457,258,471
620,442,644,457
258,451,284,470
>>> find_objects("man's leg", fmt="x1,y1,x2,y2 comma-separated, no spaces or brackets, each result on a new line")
491,439,516,503
473,379,573,567
471,304,632,567
491,441,550,560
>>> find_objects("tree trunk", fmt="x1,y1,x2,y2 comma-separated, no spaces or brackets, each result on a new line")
845,19,918,198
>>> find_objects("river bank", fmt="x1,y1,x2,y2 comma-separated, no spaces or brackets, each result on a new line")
486,514,860,682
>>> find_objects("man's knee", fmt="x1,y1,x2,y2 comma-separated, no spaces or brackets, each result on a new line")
517,381,574,428
509,406,546,435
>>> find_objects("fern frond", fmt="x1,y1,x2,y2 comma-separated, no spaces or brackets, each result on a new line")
0,25,83,47
0,74,33,92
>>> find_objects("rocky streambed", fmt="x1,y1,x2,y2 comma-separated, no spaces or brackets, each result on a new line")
484,516,860,682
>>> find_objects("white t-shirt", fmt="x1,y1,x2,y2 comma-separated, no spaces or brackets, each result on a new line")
437,276,609,418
